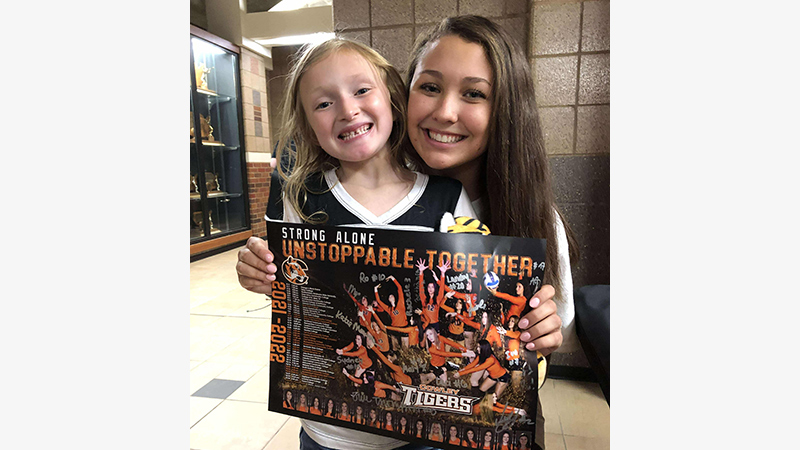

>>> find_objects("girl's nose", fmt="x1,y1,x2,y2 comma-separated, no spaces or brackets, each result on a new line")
432,94,458,123
339,97,360,121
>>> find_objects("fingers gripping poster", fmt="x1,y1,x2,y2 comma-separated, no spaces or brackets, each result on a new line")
267,220,546,450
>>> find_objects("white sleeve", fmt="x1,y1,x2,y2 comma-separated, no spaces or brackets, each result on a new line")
282,195,303,224
439,186,479,233
453,186,478,219
262,191,303,224
553,212,579,354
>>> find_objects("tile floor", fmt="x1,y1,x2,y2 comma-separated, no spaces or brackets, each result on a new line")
190,248,610,450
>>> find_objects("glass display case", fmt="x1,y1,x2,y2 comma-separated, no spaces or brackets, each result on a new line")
190,28,249,248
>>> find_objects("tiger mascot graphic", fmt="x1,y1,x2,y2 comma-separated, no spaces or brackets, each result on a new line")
282,255,309,285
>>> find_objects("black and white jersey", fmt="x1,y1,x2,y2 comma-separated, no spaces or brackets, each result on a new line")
266,169,475,231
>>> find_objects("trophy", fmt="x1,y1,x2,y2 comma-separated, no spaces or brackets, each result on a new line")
194,61,213,93
192,210,220,234
190,111,222,145
205,171,221,193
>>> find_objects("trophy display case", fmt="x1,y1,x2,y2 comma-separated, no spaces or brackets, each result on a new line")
190,27,250,250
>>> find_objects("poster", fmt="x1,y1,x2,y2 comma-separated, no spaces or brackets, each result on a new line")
267,220,546,450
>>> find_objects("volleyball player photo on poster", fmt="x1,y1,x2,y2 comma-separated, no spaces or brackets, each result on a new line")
267,219,546,450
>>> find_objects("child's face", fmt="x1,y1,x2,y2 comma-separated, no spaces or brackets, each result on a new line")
300,50,394,165
407,35,493,175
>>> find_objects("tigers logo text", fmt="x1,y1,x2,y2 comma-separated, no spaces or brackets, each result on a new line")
398,384,478,415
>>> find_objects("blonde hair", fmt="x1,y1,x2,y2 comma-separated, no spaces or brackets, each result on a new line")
275,38,410,223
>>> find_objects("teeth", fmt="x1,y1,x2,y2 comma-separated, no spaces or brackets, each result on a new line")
339,124,371,141
428,130,464,143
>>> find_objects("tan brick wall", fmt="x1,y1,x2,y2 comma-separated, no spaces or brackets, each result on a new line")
241,48,273,238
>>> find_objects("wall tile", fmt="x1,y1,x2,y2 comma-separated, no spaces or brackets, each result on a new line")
372,27,414,70
540,106,575,155
459,0,504,17
339,29,371,47
576,105,609,154
532,2,581,55
549,155,609,205
333,0,370,30
532,55,578,106
578,53,610,104
372,0,412,26
506,0,529,15
581,0,610,52
559,202,610,288
414,0,457,24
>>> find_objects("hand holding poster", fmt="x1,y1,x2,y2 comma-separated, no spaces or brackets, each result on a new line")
267,220,546,450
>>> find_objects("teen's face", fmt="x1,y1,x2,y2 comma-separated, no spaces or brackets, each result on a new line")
427,282,436,296
313,398,319,407
300,50,394,164
425,328,437,342
286,391,292,400
516,282,524,296
356,335,363,346
484,431,492,442
450,426,458,437
467,430,474,439
408,35,493,177
519,435,528,446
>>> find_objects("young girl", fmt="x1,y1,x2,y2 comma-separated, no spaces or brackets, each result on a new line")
265,38,475,450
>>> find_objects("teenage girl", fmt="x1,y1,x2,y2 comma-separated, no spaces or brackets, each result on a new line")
462,428,479,448
423,325,474,383
383,412,394,431
336,334,372,377
499,315,523,373
414,419,425,439
337,402,350,421
414,258,450,331
324,399,335,418
365,309,390,353
367,340,413,385
496,431,512,450
487,282,527,325
297,393,309,413
343,284,373,331
310,397,322,415
454,339,510,400
447,425,461,446
342,368,400,401
428,422,444,442
372,274,408,348
352,405,365,425
481,430,494,450
283,390,294,409
385,313,424,348
461,310,504,350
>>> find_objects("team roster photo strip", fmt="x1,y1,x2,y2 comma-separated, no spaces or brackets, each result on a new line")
266,220,546,450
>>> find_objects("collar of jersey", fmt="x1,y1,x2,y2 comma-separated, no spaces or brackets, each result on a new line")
323,168,427,225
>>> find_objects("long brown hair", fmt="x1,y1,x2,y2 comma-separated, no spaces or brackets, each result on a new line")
275,38,411,223
406,15,579,302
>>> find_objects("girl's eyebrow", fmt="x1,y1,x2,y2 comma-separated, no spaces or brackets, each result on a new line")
418,69,491,86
